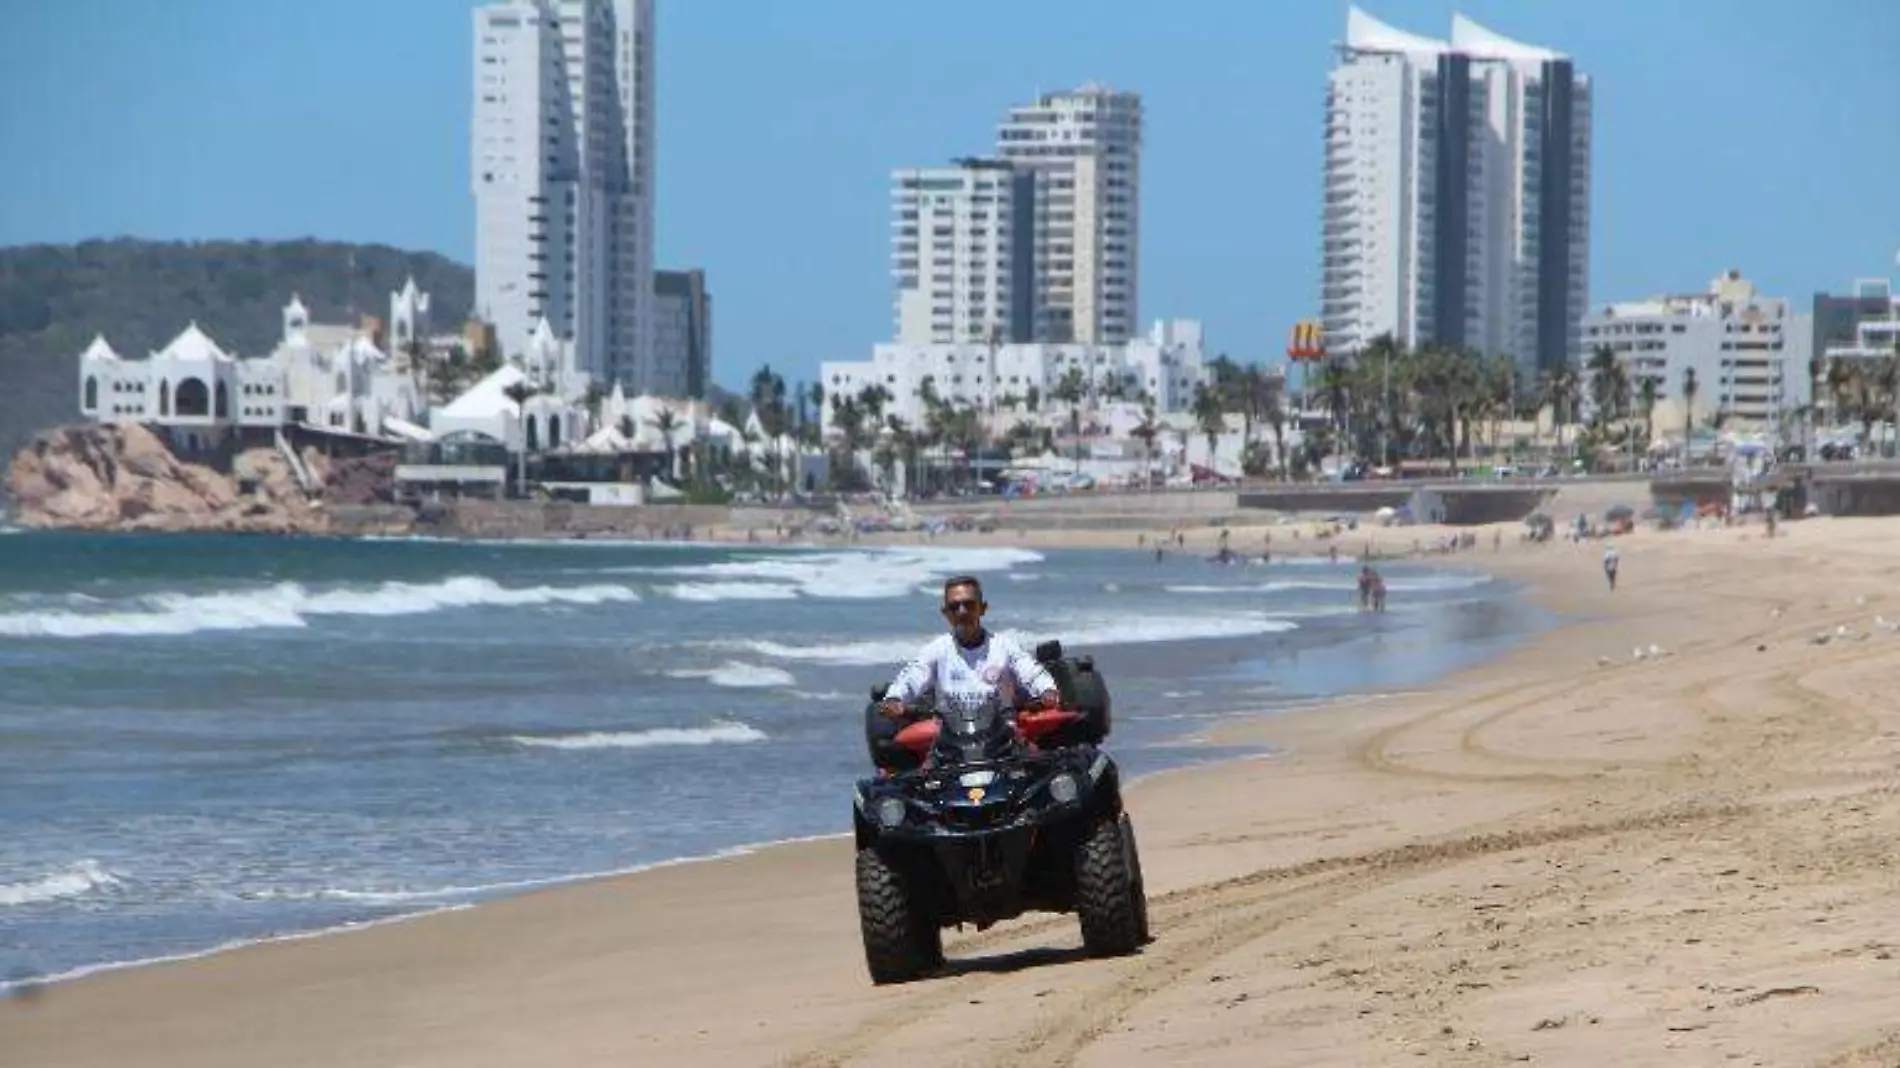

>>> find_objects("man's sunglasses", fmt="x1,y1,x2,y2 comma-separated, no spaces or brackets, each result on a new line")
942,599,982,615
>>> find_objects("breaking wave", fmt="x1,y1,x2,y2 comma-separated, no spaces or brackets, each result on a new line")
722,613,1298,667
665,661,797,688
1166,572,1493,596
509,721,767,750
662,581,801,602
637,546,1044,601
0,861,124,908
0,576,641,639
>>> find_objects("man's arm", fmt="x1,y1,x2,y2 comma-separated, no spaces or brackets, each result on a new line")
884,637,942,706
1002,636,1059,704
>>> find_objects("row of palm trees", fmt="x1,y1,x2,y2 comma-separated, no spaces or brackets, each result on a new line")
499,332,1900,497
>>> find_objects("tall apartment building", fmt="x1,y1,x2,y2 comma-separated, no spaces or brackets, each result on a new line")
1582,269,1811,430
652,268,712,399
472,0,656,391
996,84,1143,344
891,158,1036,345
1321,7,1591,377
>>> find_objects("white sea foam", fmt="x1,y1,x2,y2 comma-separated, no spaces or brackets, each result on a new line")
0,576,640,639
722,613,1298,667
636,546,1044,602
0,860,123,908
509,720,766,750
1166,572,1493,596
662,581,800,602
666,661,797,688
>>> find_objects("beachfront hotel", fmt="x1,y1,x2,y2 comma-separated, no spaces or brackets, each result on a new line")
1582,269,1813,431
472,0,657,394
819,318,1211,432
996,84,1144,345
891,85,1144,349
1321,7,1592,377
890,158,1038,346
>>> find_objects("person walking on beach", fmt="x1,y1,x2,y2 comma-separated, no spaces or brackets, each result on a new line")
1603,544,1621,591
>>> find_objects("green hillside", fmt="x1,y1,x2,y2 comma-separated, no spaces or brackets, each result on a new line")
0,238,474,479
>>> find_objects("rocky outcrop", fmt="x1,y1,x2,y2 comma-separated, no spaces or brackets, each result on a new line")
5,424,364,534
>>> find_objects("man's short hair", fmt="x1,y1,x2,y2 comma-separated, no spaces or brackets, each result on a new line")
943,575,983,601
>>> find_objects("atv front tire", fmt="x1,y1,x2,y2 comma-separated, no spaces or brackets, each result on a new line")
856,846,942,984
1075,814,1146,956
1120,813,1151,945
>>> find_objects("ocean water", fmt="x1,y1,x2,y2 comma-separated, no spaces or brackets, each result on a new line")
0,531,1551,987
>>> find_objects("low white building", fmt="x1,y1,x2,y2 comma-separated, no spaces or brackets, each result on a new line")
428,317,594,451
1581,269,1811,432
78,281,443,450
819,318,1211,432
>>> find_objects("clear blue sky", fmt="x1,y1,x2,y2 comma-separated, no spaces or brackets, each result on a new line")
2,0,1895,391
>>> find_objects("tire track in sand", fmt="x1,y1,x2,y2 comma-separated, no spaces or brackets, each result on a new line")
782,803,1742,1068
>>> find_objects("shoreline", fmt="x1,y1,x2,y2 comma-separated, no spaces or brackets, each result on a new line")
0,525,1561,1004
18,514,1900,1066
1,553,1520,996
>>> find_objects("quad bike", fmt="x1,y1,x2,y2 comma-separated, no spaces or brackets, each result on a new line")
850,641,1149,984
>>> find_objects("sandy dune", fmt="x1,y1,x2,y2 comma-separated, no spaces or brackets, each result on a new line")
8,516,1900,1066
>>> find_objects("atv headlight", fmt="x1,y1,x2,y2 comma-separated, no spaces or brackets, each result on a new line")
875,796,907,829
1047,772,1080,804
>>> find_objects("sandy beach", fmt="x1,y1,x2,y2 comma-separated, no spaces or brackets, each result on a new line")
8,510,1900,1067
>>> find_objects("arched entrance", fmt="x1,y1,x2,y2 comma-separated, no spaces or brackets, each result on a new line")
174,378,210,417
84,377,97,410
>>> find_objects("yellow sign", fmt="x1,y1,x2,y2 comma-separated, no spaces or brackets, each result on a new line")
1287,320,1326,361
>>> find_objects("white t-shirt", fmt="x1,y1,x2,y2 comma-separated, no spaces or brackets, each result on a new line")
886,631,1056,713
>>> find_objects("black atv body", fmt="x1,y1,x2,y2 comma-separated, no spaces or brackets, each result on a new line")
850,642,1148,985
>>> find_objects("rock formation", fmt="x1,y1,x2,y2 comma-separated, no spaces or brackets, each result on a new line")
6,424,348,534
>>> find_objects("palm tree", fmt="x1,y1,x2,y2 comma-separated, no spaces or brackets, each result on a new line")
1681,366,1699,463
1586,345,1623,430
1051,365,1089,474
648,404,681,483
1129,402,1161,490
1262,383,1290,481
502,377,539,495
1192,382,1225,477
749,364,790,498
1638,376,1658,451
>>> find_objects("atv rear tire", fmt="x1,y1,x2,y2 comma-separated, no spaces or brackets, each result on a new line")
856,847,942,984
1075,814,1145,957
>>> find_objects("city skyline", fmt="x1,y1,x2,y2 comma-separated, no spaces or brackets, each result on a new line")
0,0,1895,392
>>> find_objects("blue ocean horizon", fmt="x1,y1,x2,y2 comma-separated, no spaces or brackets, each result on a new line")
0,531,1552,987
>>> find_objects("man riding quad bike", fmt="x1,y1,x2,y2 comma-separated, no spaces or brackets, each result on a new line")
851,575,1150,984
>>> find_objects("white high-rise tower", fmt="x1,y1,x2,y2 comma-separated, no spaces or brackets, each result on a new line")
996,84,1142,345
472,0,656,391
1320,7,1591,377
